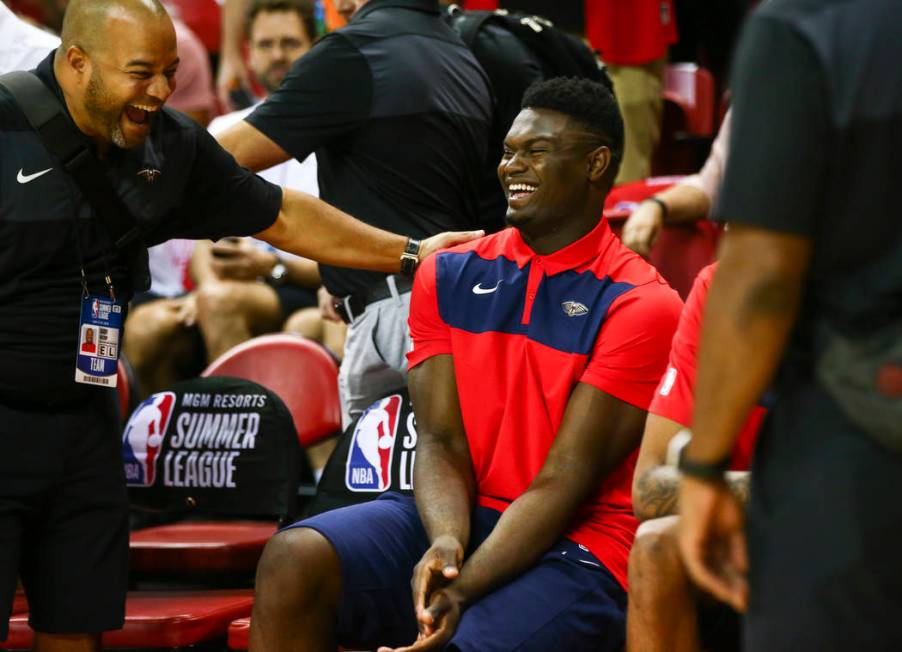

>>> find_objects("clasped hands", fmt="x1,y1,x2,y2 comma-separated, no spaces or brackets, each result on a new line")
377,535,467,652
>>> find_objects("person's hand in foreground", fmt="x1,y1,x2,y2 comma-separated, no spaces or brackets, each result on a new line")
677,475,748,612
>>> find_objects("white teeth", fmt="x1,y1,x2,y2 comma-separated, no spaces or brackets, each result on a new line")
130,104,158,112
509,183,536,192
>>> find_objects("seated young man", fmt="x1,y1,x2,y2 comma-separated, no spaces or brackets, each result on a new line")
248,77,682,652
627,262,767,652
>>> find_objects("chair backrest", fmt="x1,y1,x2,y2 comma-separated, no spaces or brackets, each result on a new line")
604,176,722,299
663,63,715,137
202,334,341,447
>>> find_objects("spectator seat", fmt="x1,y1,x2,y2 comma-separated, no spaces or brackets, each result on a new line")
663,63,715,138
604,176,722,299
202,333,341,448
228,617,251,650
2,590,253,650
130,521,278,576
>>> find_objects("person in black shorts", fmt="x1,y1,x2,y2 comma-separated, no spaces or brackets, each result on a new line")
0,1,477,648
677,1,902,649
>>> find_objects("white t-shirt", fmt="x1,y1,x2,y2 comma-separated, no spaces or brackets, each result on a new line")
144,105,320,295
0,3,60,74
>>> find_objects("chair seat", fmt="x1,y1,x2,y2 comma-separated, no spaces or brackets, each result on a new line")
130,520,278,575
228,617,251,650
10,591,27,616
2,590,254,649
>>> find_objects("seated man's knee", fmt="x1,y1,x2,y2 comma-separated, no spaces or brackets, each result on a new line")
629,516,684,597
256,527,341,609
124,301,183,364
195,281,241,321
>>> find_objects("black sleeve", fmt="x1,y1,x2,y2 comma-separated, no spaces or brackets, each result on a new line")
245,33,373,161
150,124,283,244
715,14,831,237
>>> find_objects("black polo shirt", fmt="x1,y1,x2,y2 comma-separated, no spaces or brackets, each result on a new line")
246,0,492,297
717,0,902,346
0,53,282,405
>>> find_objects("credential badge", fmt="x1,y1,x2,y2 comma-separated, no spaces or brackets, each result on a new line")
561,300,589,317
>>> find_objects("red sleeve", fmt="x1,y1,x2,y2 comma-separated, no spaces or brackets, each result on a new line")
580,281,682,409
648,264,715,425
406,253,453,369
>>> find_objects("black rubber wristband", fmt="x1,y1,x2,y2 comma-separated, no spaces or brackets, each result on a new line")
678,446,731,483
643,196,669,222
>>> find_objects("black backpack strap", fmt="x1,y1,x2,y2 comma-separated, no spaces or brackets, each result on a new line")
0,70,144,252
448,8,496,49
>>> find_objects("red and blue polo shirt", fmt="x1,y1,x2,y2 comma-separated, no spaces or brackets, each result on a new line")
407,217,682,589
650,263,765,470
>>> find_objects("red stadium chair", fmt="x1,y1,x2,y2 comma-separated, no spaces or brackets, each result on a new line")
663,63,715,138
130,521,278,576
228,617,250,650
604,177,722,299
2,590,253,650
128,335,337,578
202,333,341,448
10,591,26,616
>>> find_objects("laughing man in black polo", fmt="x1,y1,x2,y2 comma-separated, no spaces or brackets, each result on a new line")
0,1,478,649
216,0,493,428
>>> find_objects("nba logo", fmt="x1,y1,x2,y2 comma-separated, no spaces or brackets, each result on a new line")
91,298,100,319
346,394,402,492
122,392,175,487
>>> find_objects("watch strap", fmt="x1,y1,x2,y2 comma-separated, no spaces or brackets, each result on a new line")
677,446,732,482
400,237,421,277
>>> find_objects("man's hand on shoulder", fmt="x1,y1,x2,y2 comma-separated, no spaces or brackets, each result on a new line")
418,230,485,262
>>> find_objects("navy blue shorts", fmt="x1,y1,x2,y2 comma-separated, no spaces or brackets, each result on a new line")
286,493,627,651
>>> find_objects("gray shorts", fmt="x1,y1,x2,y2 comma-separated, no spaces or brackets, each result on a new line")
338,289,411,429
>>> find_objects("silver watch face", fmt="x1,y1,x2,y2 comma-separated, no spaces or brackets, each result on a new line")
271,262,287,281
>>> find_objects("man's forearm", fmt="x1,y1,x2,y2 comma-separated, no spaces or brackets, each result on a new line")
258,189,409,273
446,475,592,607
658,184,712,225
635,466,750,521
687,227,810,463
414,433,475,550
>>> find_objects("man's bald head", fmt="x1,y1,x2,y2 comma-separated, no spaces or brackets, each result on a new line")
54,0,178,152
59,0,170,58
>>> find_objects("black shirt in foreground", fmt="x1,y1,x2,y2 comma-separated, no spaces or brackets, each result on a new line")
247,0,492,297
717,0,902,345
0,53,282,404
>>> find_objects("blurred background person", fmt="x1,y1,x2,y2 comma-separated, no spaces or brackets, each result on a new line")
0,0,59,72
124,0,336,402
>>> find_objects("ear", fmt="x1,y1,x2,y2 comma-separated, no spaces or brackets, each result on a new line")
65,45,90,77
587,145,611,183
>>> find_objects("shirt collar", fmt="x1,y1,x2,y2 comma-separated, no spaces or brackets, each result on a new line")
353,0,440,21
506,217,616,276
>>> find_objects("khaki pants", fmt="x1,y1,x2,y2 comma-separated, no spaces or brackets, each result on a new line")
607,58,666,184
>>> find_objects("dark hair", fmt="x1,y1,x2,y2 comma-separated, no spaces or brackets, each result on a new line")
521,77,624,171
246,0,317,45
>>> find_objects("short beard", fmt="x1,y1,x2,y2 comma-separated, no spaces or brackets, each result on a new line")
85,67,127,148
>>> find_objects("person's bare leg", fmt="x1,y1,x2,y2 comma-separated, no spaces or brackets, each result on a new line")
283,307,324,342
626,515,702,652
249,527,341,652
321,320,347,362
194,281,282,363
33,632,101,652
124,298,199,398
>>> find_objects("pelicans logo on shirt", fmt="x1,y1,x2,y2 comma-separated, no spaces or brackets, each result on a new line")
345,394,403,492
122,392,176,486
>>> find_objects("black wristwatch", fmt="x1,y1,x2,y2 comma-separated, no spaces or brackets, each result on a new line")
678,445,731,483
399,237,421,277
